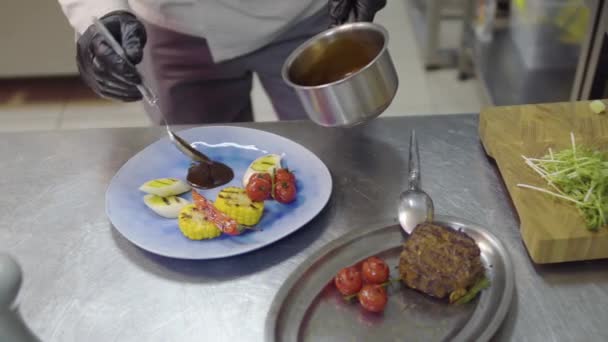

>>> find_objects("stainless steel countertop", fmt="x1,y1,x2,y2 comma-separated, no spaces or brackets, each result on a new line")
1,115,607,342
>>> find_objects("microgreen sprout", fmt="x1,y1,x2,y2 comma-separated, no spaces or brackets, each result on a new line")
517,132,608,230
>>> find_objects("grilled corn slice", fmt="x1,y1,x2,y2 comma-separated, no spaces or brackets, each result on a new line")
177,204,222,240
214,187,264,226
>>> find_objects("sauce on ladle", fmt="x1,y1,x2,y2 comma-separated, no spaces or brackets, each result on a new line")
173,137,234,189
186,161,234,189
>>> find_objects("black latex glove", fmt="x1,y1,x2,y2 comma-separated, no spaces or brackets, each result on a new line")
76,11,147,102
329,0,387,26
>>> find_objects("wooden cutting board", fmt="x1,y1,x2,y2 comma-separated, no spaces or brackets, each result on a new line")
479,100,608,264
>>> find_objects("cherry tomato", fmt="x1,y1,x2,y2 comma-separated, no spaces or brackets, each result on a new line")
358,284,388,313
361,257,389,284
275,168,295,184
249,173,272,185
334,266,363,296
274,181,296,204
246,177,271,202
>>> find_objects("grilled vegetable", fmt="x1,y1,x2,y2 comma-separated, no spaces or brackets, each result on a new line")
242,154,281,186
454,277,491,304
143,194,189,218
335,266,363,296
358,284,388,313
246,174,272,201
139,178,191,197
215,187,264,226
275,168,295,184
272,168,297,204
192,190,243,235
249,172,273,185
274,181,296,204
177,204,222,240
361,257,390,284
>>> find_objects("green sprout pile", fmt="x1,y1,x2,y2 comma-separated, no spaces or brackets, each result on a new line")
518,133,608,231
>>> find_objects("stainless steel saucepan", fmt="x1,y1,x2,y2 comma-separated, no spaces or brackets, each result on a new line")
282,22,398,127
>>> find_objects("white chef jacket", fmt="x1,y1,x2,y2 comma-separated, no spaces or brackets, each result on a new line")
57,0,327,62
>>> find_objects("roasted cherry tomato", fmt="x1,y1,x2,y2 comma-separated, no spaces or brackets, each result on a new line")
274,180,296,204
275,168,295,184
249,172,272,185
358,284,388,313
334,266,363,296
246,177,271,202
361,257,390,284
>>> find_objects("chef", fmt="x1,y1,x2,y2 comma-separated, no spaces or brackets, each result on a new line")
57,0,387,124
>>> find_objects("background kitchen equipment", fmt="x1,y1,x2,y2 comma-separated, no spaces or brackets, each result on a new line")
458,0,603,106
282,22,398,127
577,0,608,100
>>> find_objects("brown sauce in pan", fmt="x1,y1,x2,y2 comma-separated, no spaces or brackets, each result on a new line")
186,162,234,189
290,38,378,86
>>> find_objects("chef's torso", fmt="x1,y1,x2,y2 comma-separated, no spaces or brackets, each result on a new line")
132,0,327,61
58,0,327,62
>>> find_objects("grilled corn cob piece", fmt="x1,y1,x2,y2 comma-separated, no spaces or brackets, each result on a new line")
214,187,264,226
177,204,222,240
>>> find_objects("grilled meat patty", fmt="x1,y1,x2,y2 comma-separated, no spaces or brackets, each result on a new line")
399,223,484,302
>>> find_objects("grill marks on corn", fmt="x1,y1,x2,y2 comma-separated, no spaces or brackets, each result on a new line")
214,187,264,226
177,204,222,240
184,206,210,222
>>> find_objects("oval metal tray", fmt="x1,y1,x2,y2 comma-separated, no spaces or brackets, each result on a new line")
265,216,514,342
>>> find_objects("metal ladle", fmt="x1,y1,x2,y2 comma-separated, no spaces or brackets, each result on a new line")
92,18,214,165
398,130,434,234
93,18,234,189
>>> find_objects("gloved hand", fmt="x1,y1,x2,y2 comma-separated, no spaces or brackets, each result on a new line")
76,11,147,102
329,0,387,26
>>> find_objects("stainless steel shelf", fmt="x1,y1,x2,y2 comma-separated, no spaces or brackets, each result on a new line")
458,0,602,105
472,28,577,105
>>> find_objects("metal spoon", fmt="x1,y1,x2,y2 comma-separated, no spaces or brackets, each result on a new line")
398,130,434,234
92,18,211,164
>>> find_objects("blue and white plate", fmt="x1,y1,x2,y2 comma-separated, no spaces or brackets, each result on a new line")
106,126,332,259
